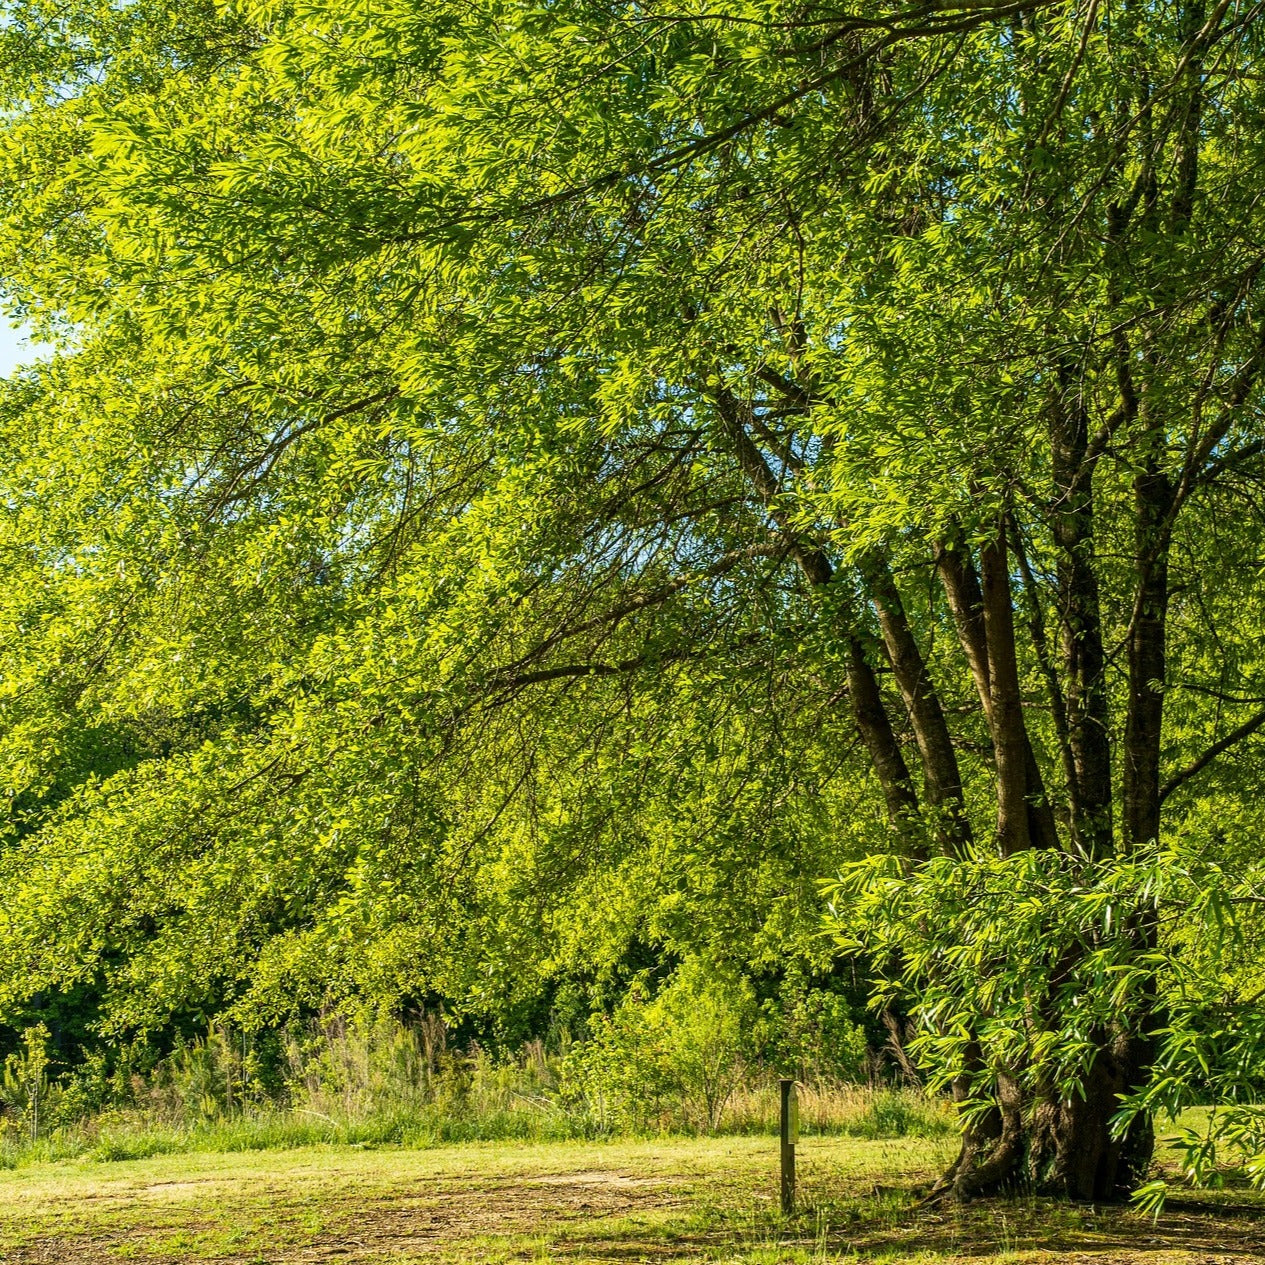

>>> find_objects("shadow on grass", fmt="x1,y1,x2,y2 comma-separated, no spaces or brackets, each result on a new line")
543,1184,1265,1262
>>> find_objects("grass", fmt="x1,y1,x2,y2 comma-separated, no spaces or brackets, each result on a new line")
1,1130,1263,1263
2,1106,597,1167
0,1087,956,1170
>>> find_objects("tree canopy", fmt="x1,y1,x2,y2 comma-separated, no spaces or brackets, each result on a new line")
3,0,1265,1201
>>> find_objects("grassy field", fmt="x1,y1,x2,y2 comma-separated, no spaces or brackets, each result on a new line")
0,1132,1262,1264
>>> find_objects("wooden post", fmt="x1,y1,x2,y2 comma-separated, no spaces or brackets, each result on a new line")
779,1077,797,1215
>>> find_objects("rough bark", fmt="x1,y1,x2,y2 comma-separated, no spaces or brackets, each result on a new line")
935,534,1057,850
846,631,923,842
1028,1033,1156,1200
932,1045,1155,1203
930,1045,1025,1203
861,550,972,851
934,537,991,706
1123,459,1172,851
945,1072,1027,1201
978,524,1033,855
1048,374,1114,857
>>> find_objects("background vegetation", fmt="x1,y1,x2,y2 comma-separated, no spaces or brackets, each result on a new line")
0,1005,949,1171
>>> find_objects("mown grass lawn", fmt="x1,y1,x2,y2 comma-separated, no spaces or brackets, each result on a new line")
0,1132,1261,1264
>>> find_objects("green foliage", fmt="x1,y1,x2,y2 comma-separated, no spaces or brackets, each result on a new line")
772,982,871,1086
0,0,1264,1203
0,1025,56,1144
565,961,759,1133
826,838,1265,1202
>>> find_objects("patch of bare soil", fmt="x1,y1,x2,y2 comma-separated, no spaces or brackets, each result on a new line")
5,1167,1265,1264
0,1168,682,1265
289,1170,683,1260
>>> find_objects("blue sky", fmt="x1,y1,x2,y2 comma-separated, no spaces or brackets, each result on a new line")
0,322,51,375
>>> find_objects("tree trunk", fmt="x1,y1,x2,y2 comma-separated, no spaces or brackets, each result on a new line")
978,523,1033,855
845,630,923,845
861,550,972,851
937,532,1059,851
933,1036,1155,1202
1123,459,1172,852
1047,372,1114,858
1028,1042,1156,1201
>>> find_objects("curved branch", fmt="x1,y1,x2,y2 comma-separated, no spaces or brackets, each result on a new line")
1159,705,1265,805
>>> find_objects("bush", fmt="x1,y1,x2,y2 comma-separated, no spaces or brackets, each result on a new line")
0,1025,60,1145
566,960,758,1133
775,986,871,1084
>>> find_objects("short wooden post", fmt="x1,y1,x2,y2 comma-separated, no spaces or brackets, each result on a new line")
779,1077,797,1215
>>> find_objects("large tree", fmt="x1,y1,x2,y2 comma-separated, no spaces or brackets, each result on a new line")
3,0,1265,1201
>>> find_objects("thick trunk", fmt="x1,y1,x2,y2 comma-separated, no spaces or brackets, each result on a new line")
1048,379,1114,857
1123,463,1173,851
1029,1038,1156,1201
934,1036,1155,1203
937,1069,1026,1201
937,534,1057,850
978,525,1032,855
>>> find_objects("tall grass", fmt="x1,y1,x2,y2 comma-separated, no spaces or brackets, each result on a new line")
0,1014,953,1170
721,1081,955,1140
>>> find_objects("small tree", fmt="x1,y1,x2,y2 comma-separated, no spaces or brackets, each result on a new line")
1,1025,52,1145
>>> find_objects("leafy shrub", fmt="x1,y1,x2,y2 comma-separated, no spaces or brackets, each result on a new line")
775,986,871,1083
0,1025,59,1144
566,960,758,1132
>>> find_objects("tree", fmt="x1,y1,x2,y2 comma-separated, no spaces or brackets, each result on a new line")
2,0,1265,1202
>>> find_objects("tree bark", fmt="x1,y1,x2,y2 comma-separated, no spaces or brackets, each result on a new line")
1048,374,1114,857
935,536,991,713
1028,1034,1156,1200
1123,460,1172,851
846,631,923,843
933,1042,1155,1203
978,524,1033,855
860,550,972,851
937,533,1058,850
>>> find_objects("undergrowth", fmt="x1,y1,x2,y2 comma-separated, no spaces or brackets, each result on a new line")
0,1010,953,1169
0,1087,950,1169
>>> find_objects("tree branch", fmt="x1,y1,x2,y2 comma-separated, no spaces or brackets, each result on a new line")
1159,705,1265,805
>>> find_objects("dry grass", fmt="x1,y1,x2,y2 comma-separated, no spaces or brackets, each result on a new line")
718,1082,954,1138
0,1080,951,1170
